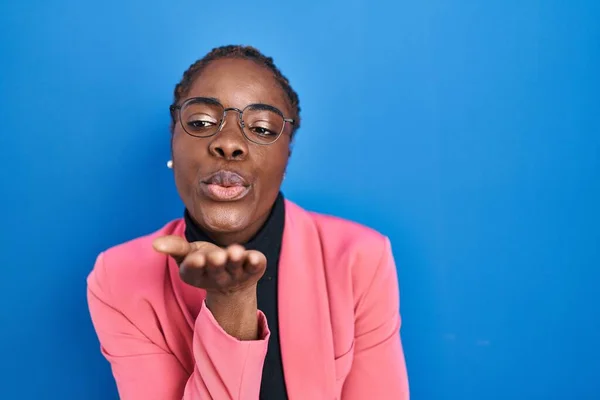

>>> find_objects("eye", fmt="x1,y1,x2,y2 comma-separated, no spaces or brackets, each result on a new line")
250,126,277,136
186,114,218,130
188,120,215,129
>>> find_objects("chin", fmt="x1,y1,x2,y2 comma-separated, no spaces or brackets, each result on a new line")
194,202,253,234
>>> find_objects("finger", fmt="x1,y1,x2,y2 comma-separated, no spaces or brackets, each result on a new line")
225,245,246,279
153,235,192,264
244,250,267,274
181,250,207,270
180,251,207,285
205,249,229,287
206,248,228,267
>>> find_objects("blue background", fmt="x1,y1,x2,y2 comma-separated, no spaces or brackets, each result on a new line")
1,0,598,399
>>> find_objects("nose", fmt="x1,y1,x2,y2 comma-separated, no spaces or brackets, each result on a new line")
208,111,249,160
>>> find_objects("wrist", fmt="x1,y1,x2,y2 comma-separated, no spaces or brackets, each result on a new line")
205,285,257,309
205,285,259,340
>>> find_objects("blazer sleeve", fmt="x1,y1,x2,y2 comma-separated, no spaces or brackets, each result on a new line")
86,252,269,400
342,237,410,399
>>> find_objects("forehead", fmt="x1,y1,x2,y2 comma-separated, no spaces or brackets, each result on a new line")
185,58,291,114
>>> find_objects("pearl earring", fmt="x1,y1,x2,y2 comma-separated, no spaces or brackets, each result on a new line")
166,160,173,169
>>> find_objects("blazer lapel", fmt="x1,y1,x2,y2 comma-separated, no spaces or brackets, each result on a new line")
278,200,336,399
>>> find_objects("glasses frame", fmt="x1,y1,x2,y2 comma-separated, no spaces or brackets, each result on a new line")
170,97,295,146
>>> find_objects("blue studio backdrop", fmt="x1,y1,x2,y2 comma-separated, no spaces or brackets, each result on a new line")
1,1,598,399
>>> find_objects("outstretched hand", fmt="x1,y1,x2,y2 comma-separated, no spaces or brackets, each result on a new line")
152,235,267,295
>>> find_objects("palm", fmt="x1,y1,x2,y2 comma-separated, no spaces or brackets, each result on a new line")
152,236,267,294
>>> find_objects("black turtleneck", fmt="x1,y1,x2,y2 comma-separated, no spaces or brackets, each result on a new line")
183,192,288,400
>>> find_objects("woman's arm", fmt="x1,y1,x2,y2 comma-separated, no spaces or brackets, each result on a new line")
341,237,410,399
87,252,269,400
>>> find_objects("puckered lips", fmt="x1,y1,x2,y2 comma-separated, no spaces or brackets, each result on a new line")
199,169,251,201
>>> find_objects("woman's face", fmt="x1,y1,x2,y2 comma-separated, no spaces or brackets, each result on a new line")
171,58,292,244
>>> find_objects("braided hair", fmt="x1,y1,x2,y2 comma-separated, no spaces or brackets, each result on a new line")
170,45,301,137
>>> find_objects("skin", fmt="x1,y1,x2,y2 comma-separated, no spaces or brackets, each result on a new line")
153,58,294,340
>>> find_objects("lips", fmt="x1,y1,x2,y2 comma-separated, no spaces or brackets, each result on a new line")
200,170,251,201
203,170,249,187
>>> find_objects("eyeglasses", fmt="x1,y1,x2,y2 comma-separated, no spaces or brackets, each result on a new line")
170,97,295,145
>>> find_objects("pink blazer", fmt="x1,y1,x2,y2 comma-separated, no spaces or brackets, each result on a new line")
87,199,409,399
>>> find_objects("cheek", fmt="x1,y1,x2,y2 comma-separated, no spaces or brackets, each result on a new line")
172,131,193,161
255,143,289,182
171,132,202,193
172,132,209,173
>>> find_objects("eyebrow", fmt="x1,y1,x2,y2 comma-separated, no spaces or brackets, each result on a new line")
185,96,285,115
245,103,281,114
195,97,221,106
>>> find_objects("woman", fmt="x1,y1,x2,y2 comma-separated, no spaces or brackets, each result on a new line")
87,45,409,399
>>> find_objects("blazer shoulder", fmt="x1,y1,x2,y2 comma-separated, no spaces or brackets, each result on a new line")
87,218,184,300
309,209,390,257
286,201,392,278
297,205,397,304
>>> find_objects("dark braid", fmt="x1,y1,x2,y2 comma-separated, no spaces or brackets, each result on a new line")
170,45,301,136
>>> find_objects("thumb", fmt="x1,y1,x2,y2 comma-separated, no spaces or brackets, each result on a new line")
152,235,192,264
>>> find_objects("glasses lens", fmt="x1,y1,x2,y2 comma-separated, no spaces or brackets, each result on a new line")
180,99,223,137
242,105,285,144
